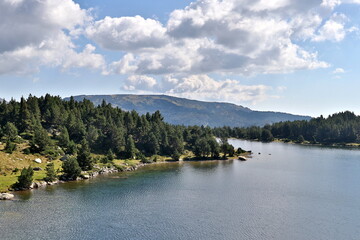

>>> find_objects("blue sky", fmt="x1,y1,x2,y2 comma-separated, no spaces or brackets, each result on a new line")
1,0,360,117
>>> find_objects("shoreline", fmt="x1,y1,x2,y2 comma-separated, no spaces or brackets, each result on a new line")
230,137,360,149
1,155,249,199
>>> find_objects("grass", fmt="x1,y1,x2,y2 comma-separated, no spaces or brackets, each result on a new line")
113,159,140,168
0,142,62,192
0,140,243,192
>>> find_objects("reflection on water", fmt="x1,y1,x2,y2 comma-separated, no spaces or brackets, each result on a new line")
2,139,360,240
15,190,33,201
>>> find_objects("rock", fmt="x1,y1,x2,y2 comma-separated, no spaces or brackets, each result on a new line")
238,156,247,161
82,174,90,179
39,181,47,187
34,158,42,164
0,193,14,200
33,167,42,171
47,180,58,185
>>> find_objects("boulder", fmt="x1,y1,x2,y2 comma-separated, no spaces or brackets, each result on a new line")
82,174,90,179
34,158,42,164
238,156,247,161
0,193,14,200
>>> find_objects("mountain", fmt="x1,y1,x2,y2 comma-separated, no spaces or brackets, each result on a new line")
67,94,311,127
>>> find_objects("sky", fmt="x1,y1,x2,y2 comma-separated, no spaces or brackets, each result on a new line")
1,0,360,117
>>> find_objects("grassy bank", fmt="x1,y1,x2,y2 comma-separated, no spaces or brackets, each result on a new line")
0,142,248,192
0,142,63,192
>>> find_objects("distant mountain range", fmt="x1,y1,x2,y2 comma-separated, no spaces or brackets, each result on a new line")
67,94,311,127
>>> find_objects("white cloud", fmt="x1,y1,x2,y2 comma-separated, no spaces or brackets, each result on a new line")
122,74,272,104
321,0,341,9
312,13,349,42
333,67,345,74
99,0,343,76
0,0,104,75
1,0,360,78
86,16,168,51
124,75,157,91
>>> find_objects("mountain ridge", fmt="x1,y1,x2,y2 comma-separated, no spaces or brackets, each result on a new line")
66,94,311,127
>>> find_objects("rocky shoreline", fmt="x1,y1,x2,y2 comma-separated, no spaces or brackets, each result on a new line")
1,156,250,200
0,162,148,200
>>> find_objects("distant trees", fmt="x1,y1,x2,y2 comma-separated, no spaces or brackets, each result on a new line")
213,111,360,145
261,129,274,142
220,139,234,158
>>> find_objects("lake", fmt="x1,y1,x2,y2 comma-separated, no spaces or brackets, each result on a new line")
1,139,360,240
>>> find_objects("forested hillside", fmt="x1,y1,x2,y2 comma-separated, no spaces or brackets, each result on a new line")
214,111,360,145
68,95,311,127
0,95,242,190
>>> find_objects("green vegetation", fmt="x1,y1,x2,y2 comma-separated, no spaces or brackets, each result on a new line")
43,162,57,182
12,167,34,190
214,111,360,145
62,157,81,180
0,94,238,191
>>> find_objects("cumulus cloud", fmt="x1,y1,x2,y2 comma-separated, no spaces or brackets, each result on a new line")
86,16,168,51
0,32,105,75
0,0,105,75
312,13,350,42
122,74,271,104
124,75,157,91
92,0,355,77
1,0,360,80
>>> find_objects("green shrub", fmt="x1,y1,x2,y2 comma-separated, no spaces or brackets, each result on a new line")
12,167,34,189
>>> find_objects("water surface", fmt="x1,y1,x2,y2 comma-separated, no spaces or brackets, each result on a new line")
1,139,360,240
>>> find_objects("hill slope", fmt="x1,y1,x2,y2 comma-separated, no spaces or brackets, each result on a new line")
68,95,311,127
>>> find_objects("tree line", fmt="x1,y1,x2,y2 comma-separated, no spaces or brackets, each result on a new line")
0,94,238,187
213,111,360,144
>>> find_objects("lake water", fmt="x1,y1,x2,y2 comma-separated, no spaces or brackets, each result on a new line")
1,139,360,240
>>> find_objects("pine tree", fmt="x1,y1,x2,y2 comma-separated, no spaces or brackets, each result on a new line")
30,126,51,152
62,157,81,180
4,139,17,154
3,122,18,141
19,97,31,132
107,149,115,161
77,139,92,170
57,126,70,148
125,135,136,159
144,132,160,155
13,167,34,189
44,162,57,182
